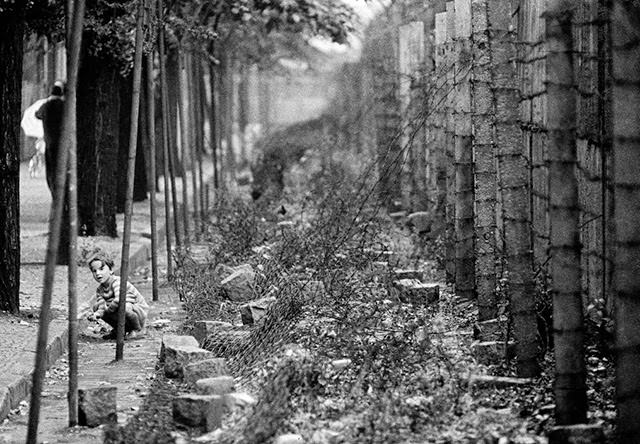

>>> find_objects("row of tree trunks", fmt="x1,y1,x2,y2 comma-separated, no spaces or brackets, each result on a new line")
77,39,120,237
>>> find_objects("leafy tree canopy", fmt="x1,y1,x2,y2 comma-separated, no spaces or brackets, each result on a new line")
22,0,356,73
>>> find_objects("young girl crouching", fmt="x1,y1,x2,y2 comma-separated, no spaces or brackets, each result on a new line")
87,252,149,340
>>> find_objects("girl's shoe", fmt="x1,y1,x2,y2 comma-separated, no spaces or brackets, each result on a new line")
126,329,144,340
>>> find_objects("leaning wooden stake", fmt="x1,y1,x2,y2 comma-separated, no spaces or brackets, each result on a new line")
611,1,640,440
26,0,85,440
65,0,84,425
145,19,159,301
115,0,145,361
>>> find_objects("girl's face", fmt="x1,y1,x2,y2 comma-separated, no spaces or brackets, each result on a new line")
90,260,113,284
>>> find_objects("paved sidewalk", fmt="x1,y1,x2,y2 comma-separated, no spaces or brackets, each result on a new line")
0,276,184,443
0,161,210,441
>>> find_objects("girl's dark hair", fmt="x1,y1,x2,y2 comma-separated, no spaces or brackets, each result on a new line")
87,252,115,270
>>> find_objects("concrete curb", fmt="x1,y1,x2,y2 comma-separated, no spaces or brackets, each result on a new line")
0,326,69,420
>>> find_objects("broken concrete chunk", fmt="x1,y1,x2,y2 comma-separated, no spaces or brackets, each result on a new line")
188,243,212,265
193,320,234,345
160,335,199,362
548,424,604,444
164,346,214,379
407,211,432,233
472,341,516,365
393,269,424,281
217,264,256,302
274,434,304,444
223,392,257,411
277,220,295,229
474,319,505,341
172,394,224,432
192,429,225,443
330,359,352,371
391,279,439,304
465,374,534,389
311,429,343,444
195,376,235,396
78,386,117,427
389,211,407,221
184,358,229,387
240,297,276,325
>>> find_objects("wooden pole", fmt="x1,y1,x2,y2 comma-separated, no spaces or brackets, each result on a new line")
178,49,193,245
159,5,183,251
26,0,85,440
209,54,219,190
65,0,81,425
194,57,207,228
185,51,201,238
145,3,158,301
115,0,145,361
145,4,159,301
157,0,173,277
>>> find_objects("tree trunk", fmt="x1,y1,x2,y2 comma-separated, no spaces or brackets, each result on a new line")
116,0,144,361
0,7,23,314
117,72,148,212
209,57,219,189
492,0,539,378
177,49,191,244
145,50,159,301
611,1,640,440
471,0,497,321
77,35,119,237
179,50,199,237
221,52,237,184
167,46,183,177
64,0,85,425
